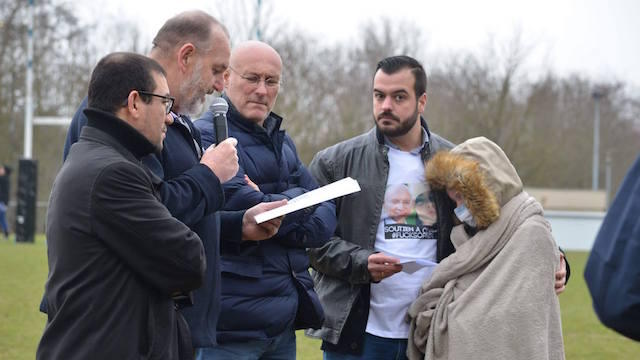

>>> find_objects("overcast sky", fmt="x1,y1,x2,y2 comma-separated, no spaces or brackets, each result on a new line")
70,0,640,90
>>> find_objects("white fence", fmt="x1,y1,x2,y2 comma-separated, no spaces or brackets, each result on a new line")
544,210,605,251
7,203,606,251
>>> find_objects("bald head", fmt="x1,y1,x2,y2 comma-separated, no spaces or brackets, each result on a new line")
224,41,282,125
229,41,282,69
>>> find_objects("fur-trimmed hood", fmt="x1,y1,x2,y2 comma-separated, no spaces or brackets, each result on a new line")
426,137,523,229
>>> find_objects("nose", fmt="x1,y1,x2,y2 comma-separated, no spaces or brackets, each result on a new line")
212,74,224,93
381,96,393,111
165,113,173,125
254,80,268,96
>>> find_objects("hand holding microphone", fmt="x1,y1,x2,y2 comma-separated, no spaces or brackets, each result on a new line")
202,138,238,183
210,97,229,145
200,98,239,183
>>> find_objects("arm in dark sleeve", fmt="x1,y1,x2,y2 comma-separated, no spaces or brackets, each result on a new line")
142,154,225,227
306,150,373,284
221,168,325,243
584,155,640,341
196,115,292,206
228,137,336,248
559,247,571,284
62,97,89,161
91,161,205,295
197,115,323,245
220,210,244,244
198,113,290,203
221,164,298,209
274,163,336,249
198,113,336,247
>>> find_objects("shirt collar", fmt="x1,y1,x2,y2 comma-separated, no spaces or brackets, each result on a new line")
383,127,430,155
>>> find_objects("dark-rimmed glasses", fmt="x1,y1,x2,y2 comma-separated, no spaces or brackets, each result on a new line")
228,66,281,88
138,90,175,115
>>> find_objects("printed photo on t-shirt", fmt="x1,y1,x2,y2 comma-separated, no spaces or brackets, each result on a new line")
382,183,438,240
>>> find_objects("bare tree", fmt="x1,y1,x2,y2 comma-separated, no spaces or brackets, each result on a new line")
213,0,286,45
5,1,639,235
0,0,151,231
0,0,92,197
267,18,428,163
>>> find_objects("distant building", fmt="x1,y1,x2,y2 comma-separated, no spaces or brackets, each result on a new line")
526,188,605,251
526,187,606,212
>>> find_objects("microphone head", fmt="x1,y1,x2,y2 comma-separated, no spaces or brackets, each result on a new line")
210,97,229,115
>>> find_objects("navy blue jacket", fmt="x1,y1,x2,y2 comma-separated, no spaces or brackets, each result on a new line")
585,155,640,341
194,98,337,343
62,97,89,161
59,98,243,348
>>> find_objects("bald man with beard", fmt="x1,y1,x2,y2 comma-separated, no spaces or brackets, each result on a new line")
194,41,337,359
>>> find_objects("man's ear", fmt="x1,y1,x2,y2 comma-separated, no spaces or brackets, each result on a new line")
223,68,231,88
126,90,143,120
177,43,196,73
418,92,427,113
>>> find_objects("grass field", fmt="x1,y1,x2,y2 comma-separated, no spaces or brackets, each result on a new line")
1,236,639,359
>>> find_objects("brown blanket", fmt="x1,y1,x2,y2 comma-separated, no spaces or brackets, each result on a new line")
407,192,565,360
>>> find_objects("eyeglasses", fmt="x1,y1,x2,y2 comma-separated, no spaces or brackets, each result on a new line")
228,66,281,88
138,90,175,115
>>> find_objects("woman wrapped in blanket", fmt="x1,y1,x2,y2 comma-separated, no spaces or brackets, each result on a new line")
407,137,565,360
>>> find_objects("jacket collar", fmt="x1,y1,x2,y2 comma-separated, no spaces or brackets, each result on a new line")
83,107,157,159
223,93,283,136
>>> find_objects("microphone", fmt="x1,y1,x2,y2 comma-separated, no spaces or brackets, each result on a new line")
210,97,229,145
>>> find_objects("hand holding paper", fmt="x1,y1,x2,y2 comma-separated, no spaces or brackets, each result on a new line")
242,199,287,241
400,259,438,274
368,252,403,282
254,177,361,224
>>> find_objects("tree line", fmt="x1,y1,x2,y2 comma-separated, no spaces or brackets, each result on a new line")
1,0,638,231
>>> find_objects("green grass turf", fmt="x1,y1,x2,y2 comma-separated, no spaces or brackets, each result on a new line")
0,236,637,359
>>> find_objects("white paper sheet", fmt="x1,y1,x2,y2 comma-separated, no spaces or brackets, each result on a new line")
399,258,438,274
254,177,361,224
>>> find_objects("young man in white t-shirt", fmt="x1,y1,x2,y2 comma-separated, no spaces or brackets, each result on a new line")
307,55,569,359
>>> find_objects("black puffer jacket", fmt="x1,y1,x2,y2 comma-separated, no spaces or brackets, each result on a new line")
195,99,337,343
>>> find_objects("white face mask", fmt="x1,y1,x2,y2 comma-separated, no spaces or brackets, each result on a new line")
454,204,477,227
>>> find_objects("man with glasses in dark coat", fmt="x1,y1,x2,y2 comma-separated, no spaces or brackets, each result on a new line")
38,52,204,360
194,41,337,359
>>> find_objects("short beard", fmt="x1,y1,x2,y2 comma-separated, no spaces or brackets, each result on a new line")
374,104,419,138
178,60,206,116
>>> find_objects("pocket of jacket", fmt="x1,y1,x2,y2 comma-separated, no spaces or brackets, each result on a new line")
220,255,263,279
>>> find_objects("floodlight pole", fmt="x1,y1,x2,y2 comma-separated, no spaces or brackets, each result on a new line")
605,150,612,208
24,0,34,159
16,0,37,243
255,0,262,40
592,89,604,191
